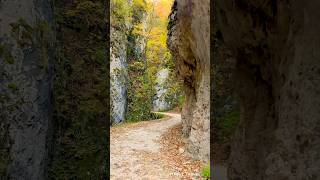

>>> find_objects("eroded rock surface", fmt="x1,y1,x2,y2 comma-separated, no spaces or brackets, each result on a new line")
110,25,128,123
215,0,320,179
167,0,210,162
0,0,54,178
153,68,171,111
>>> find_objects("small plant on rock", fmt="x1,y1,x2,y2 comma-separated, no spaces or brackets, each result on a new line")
201,164,210,180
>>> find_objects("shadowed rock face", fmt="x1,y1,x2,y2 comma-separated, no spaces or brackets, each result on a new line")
215,0,320,179
0,0,54,179
167,0,210,162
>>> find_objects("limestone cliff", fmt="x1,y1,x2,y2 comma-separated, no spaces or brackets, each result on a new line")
0,0,55,178
110,0,148,124
110,25,128,123
153,68,171,111
215,0,320,179
167,0,210,162
0,0,108,178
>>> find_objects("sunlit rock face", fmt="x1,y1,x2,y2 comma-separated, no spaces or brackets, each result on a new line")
153,68,170,111
134,16,147,60
215,0,320,179
167,0,210,162
0,0,54,178
110,26,128,124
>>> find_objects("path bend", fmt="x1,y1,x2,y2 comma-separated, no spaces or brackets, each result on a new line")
110,112,181,179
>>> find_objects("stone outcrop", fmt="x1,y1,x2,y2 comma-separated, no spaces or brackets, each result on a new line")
1,0,108,178
110,0,149,124
215,0,320,179
167,0,210,162
0,0,55,178
153,68,171,111
110,25,128,123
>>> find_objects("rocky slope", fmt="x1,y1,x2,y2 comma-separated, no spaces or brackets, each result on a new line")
167,0,210,162
214,0,320,179
0,0,55,178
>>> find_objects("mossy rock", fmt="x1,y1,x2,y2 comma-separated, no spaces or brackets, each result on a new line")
7,83,18,92
0,44,14,64
10,18,33,47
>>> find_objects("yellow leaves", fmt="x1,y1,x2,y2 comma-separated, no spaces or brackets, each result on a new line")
154,0,173,18
132,23,144,36
146,0,173,17
133,0,147,9
146,29,170,67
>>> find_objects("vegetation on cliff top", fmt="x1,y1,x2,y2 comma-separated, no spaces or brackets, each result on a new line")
111,0,182,123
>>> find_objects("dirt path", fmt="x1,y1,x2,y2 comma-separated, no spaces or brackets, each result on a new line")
110,112,196,179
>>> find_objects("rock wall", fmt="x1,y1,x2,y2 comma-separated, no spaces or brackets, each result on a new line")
110,0,148,124
49,0,108,178
0,0,54,178
167,0,210,162
215,0,320,179
1,0,108,178
110,26,128,123
153,68,170,111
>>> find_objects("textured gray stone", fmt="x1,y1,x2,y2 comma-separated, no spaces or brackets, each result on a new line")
167,0,210,162
153,68,171,111
110,26,128,124
215,0,320,179
0,0,54,178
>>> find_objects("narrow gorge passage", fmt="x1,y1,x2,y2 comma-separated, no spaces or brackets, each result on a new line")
110,0,209,179
110,112,201,179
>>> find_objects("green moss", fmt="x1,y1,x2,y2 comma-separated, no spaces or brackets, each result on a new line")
34,20,52,72
37,21,51,44
201,164,210,179
0,94,7,103
0,94,10,177
150,112,165,119
217,111,240,142
178,95,185,107
49,0,108,178
77,1,104,15
9,19,52,70
0,139,9,177
4,54,14,64
0,45,14,64
10,18,33,47
93,49,107,64
0,146,9,177
7,83,18,92
60,0,105,32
